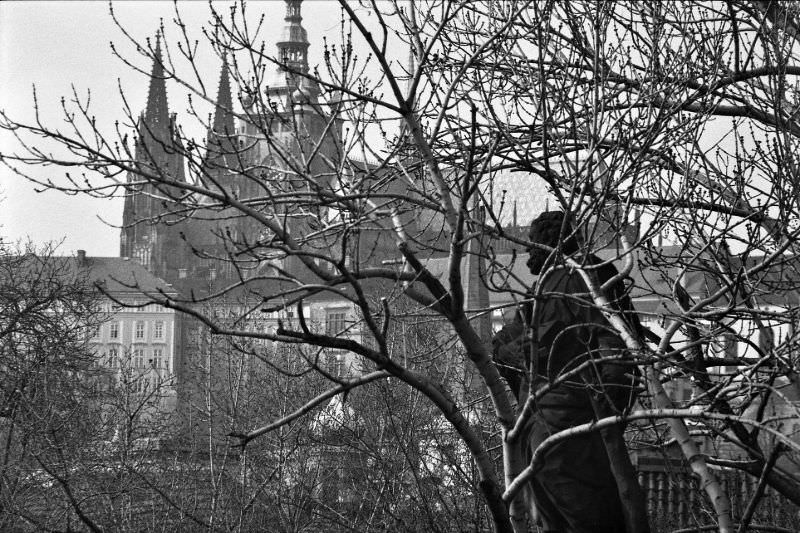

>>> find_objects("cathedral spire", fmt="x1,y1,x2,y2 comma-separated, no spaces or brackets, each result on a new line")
205,58,237,172
212,59,234,138
121,31,186,271
140,33,170,145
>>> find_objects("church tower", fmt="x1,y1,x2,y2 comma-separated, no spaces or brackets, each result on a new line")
120,36,188,280
241,0,337,187
232,0,343,268
266,0,317,109
120,2,349,285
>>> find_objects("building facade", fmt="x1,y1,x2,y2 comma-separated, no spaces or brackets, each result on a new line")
76,253,182,435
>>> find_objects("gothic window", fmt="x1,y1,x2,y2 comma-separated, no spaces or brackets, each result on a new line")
134,245,152,269
109,322,120,340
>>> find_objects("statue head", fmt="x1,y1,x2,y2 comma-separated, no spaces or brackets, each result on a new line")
526,211,578,275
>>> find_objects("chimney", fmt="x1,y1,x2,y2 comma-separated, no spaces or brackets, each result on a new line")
77,249,87,266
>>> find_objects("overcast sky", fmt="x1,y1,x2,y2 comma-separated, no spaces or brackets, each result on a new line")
0,0,348,257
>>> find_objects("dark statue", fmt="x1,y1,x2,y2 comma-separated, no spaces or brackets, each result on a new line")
493,211,644,533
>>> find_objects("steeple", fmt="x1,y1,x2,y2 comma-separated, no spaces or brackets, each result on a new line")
204,59,237,173
277,0,309,74
267,0,319,107
139,34,171,149
121,32,187,277
212,60,234,138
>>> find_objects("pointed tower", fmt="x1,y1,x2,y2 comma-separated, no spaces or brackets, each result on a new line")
120,34,187,280
264,0,319,109
277,0,309,75
243,0,337,195
131,35,174,172
202,59,239,192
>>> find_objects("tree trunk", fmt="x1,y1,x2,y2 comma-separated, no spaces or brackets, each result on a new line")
590,396,650,533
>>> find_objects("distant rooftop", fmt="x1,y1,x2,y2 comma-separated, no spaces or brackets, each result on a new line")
56,252,176,296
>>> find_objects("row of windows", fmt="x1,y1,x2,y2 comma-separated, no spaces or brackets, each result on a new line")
105,347,170,371
237,309,351,339
100,302,167,313
92,320,167,342
130,303,168,313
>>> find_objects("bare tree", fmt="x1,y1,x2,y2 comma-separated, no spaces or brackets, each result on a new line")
4,1,800,531
0,241,108,531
